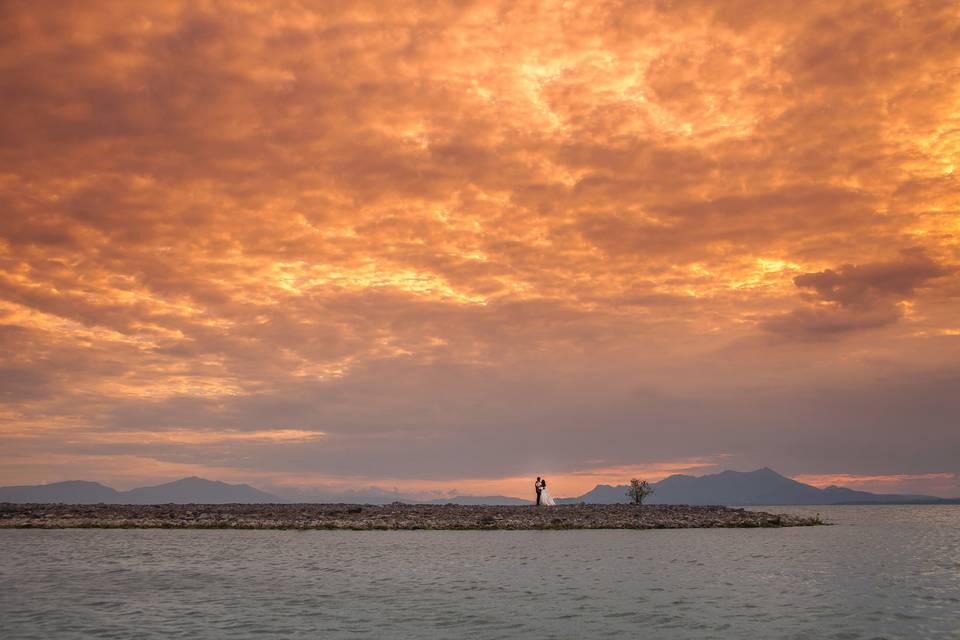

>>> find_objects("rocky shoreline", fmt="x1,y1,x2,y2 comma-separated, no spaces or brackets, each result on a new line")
0,503,823,530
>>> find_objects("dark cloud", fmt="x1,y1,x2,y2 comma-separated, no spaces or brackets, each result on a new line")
793,251,949,308
762,251,952,339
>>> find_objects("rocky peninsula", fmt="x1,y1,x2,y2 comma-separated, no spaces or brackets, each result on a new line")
0,503,823,530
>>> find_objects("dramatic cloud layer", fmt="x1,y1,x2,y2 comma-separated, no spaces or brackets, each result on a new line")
2,0,958,497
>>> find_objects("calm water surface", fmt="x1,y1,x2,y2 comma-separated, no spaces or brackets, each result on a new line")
1,506,958,639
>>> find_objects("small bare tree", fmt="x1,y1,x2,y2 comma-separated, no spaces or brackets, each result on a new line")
626,479,654,505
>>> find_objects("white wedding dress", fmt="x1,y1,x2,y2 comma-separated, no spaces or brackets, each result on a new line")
540,487,556,506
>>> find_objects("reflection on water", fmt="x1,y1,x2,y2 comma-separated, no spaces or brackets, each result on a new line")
1,506,958,639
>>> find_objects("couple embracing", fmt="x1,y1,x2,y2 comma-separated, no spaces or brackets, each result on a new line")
534,477,556,506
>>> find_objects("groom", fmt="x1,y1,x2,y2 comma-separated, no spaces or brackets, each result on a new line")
534,477,544,506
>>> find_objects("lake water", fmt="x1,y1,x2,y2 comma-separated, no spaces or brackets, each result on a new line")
1,506,958,639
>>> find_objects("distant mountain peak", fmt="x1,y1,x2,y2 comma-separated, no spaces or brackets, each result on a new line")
562,467,949,506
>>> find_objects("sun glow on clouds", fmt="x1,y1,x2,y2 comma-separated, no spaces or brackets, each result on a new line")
1,0,959,496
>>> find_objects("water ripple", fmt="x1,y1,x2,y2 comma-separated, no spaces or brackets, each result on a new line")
1,506,958,639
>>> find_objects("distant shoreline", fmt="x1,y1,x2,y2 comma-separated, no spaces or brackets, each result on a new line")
0,503,824,530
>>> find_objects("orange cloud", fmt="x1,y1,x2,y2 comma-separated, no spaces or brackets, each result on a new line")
0,1,958,493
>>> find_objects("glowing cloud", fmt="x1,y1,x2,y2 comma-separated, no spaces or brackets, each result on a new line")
1,1,958,495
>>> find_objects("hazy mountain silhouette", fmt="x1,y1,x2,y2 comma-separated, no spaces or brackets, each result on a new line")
0,478,529,505
281,486,414,505
428,495,532,505
0,480,121,504
3,469,955,505
121,477,281,504
561,468,956,505
287,492,532,505
0,477,281,504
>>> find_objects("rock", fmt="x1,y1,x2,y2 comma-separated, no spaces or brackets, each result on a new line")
0,502,825,530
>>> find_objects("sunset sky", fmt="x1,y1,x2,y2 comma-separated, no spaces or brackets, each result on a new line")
2,0,959,499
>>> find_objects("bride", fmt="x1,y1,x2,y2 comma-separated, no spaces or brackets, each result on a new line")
540,478,556,506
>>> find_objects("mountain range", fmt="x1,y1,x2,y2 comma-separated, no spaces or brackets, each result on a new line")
1,468,956,505
559,468,959,505
0,477,280,504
